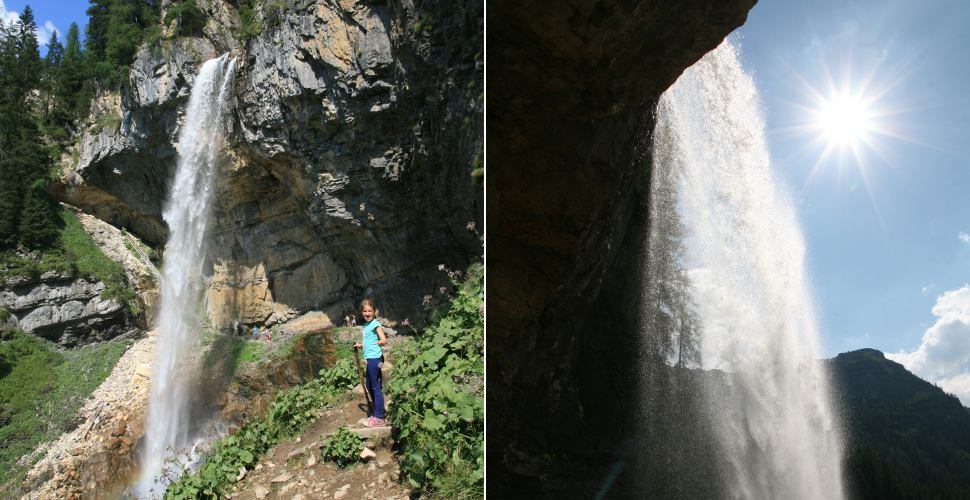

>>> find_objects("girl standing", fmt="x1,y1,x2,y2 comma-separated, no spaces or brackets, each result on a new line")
354,298,387,427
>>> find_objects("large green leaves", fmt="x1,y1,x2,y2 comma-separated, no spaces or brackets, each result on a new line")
387,263,484,498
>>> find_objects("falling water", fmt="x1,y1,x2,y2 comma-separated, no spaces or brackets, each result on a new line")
136,54,236,496
650,41,845,499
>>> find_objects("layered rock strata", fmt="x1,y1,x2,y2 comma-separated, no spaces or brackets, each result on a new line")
0,272,129,346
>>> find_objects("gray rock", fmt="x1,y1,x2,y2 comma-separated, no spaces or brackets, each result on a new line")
0,277,129,346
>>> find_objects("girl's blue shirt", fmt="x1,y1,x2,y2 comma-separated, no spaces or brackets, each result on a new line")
362,319,383,359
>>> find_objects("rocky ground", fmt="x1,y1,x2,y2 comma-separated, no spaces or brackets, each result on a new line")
21,332,155,499
229,394,407,500
229,335,409,500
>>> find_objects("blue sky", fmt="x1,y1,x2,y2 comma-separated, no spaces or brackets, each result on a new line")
735,1,970,401
0,0,88,50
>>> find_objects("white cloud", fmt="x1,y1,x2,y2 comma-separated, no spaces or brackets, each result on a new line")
888,285,970,406
922,284,934,296
0,2,60,47
0,0,20,26
36,20,60,46
961,232,970,244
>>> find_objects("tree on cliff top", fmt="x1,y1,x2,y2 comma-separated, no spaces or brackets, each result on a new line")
0,4,61,250
86,0,160,88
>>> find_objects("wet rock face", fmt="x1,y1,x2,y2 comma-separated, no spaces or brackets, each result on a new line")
54,0,483,327
488,0,755,495
0,272,129,346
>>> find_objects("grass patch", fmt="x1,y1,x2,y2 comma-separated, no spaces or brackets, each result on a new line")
91,112,121,135
0,331,132,486
0,207,138,317
59,208,139,315
237,341,264,365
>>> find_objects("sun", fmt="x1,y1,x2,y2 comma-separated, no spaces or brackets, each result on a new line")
815,92,873,148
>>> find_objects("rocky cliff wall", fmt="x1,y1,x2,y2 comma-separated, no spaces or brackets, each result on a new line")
54,0,483,328
488,0,756,496
0,272,128,346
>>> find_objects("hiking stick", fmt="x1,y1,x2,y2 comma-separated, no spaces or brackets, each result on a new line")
353,345,375,416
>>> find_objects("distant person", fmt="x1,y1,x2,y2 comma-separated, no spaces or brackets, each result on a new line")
252,325,259,340
345,314,350,327
351,314,357,327
236,320,243,336
353,298,387,427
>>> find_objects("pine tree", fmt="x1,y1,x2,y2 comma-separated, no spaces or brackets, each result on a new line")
85,0,111,61
60,23,91,120
0,5,60,248
45,30,63,68
43,30,65,133
0,164,20,247
13,5,41,95
18,181,59,248
86,0,160,88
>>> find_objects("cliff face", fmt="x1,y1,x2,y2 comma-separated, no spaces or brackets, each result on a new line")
54,0,483,327
0,272,128,346
488,0,755,495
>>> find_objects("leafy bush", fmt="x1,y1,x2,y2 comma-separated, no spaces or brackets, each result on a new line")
320,427,364,468
319,355,356,391
387,263,484,497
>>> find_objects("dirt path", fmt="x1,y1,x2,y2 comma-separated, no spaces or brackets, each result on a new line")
228,391,409,500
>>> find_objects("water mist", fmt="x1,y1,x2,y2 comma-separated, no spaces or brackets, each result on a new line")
649,41,845,499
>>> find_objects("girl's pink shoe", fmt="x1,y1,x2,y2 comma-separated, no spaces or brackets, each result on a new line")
366,417,385,427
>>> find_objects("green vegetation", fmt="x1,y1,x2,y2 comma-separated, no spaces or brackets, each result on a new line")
1,1,162,292
85,0,161,89
59,207,139,315
165,345,358,499
387,263,484,497
0,331,132,486
0,207,138,315
91,110,121,135
234,0,290,40
470,149,483,180
237,0,263,40
0,6,61,250
164,0,206,37
320,427,364,468
235,340,264,366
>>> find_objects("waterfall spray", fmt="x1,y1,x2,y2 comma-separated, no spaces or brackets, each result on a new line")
650,41,845,499
136,54,236,496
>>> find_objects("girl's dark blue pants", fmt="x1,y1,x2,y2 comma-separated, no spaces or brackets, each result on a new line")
366,357,385,419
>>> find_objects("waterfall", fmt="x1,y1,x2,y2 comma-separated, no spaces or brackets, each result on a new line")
136,54,236,497
650,41,845,499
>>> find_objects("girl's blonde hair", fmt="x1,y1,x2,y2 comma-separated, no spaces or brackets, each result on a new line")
360,298,379,317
